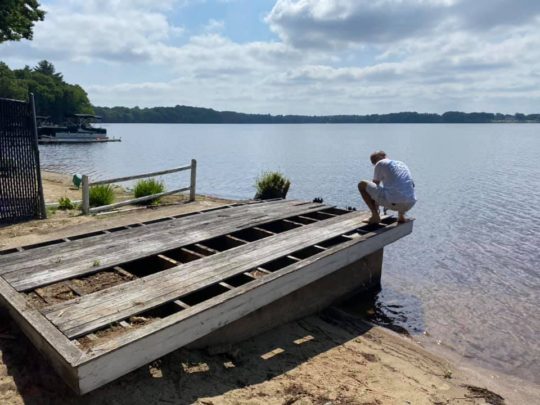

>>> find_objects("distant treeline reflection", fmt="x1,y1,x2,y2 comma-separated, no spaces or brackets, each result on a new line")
94,106,540,124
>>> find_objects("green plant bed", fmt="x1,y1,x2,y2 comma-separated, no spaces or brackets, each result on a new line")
254,171,291,200
89,184,115,207
133,179,165,205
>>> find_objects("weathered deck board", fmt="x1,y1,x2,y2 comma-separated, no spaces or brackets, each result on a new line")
75,221,413,394
0,199,282,269
44,211,372,338
2,200,329,291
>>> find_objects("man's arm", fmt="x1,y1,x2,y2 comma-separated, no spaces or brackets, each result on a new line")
373,163,383,185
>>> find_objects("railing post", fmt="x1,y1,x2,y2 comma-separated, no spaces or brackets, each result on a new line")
189,159,197,202
82,175,90,214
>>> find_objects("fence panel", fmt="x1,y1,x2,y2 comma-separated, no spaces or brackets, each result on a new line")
0,95,46,224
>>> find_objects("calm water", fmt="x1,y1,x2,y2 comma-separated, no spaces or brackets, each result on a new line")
40,124,540,383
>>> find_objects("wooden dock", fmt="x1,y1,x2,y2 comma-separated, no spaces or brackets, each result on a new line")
0,199,413,394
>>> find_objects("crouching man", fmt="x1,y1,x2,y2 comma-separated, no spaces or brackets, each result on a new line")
358,151,416,224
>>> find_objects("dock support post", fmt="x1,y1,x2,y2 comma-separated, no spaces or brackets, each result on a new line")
82,175,89,215
190,159,197,202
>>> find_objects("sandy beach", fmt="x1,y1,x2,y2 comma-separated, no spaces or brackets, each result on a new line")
0,173,538,404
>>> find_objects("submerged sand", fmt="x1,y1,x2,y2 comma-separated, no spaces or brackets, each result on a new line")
0,172,538,404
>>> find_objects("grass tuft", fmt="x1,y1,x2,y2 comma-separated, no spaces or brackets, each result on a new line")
133,178,165,205
254,171,291,200
89,184,115,208
57,197,74,210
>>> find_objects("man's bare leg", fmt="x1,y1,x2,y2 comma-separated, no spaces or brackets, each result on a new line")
358,181,381,224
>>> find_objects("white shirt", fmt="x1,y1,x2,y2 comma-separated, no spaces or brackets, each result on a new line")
373,159,416,204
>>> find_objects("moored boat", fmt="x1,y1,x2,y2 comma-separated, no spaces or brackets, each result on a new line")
38,114,120,144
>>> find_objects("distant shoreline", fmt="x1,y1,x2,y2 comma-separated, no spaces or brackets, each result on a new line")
98,121,540,124
93,105,540,124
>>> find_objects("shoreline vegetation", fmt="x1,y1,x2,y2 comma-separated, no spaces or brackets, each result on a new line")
94,105,540,124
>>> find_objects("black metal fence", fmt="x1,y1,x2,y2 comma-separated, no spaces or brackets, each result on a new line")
0,95,46,225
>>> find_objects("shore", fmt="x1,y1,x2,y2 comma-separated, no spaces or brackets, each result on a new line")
0,172,538,404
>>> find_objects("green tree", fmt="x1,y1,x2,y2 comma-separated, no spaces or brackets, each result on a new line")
0,0,45,43
0,62,27,99
33,60,63,80
0,61,94,121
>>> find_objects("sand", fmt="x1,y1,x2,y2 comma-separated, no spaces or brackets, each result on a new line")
1,172,538,404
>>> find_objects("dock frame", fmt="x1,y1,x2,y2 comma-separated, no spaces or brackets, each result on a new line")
0,199,413,394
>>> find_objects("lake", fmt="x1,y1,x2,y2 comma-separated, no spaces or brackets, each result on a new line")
39,123,540,384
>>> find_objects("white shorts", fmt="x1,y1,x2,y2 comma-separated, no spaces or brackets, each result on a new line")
365,182,415,213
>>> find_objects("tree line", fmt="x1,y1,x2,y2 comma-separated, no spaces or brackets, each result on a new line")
94,105,540,124
2,60,539,125
0,60,94,122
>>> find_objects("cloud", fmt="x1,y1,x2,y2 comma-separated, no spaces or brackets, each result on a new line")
203,19,225,33
6,0,184,63
266,0,540,49
2,0,539,114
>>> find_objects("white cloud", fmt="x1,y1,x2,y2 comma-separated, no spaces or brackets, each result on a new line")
1,0,539,114
266,0,540,49
203,19,225,33
7,0,184,63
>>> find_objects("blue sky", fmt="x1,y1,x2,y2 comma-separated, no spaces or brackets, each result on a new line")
1,0,539,114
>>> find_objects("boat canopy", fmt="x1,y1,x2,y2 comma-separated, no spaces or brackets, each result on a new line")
66,114,102,120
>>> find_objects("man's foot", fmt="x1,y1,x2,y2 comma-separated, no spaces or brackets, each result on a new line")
363,214,381,224
398,214,413,223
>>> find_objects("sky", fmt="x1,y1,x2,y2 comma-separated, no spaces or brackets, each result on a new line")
1,0,540,115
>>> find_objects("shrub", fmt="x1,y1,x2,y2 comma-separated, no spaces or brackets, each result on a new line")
89,184,115,207
57,196,74,210
133,178,165,205
254,171,291,200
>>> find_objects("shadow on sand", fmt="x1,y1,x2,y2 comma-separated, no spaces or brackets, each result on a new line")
0,289,424,405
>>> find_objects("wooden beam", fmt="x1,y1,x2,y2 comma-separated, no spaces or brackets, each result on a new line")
193,243,219,255
252,227,275,236
157,254,179,266
297,215,318,223
225,235,248,245
0,277,83,393
283,219,304,227
173,300,190,309
113,266,135,279
218,282,234,290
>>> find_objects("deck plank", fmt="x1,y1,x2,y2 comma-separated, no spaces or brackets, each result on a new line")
2,200,329,291
0,200,286,271
44,211,374,338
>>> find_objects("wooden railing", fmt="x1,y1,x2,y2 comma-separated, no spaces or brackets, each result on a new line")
81,159,197,214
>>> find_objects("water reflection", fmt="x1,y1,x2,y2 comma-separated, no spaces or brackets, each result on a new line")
339,288,426,337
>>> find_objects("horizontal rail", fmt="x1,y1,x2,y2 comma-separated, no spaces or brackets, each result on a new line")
89,187,191,214
82,159,197,214
90,165,192,186
46,200,82,208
